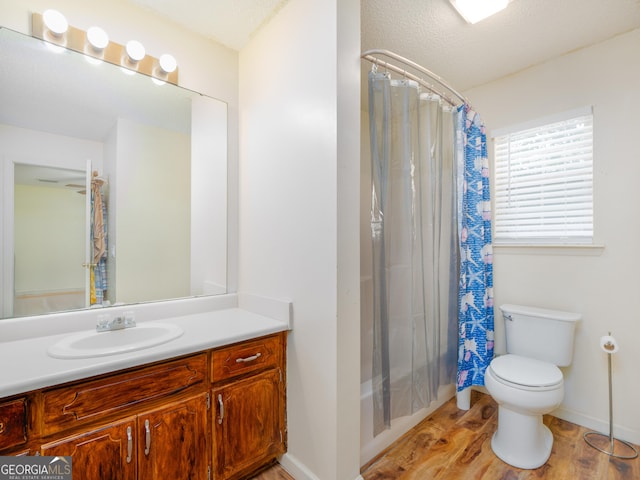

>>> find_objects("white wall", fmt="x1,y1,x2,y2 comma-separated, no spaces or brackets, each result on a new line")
190,97,228,295
104,125,118,305
239,0,361,478
336,0,362,476
14,185,85,293
466,28,640,444
114,118,190,303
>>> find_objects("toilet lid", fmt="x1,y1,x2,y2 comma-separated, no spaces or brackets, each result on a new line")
490,354,563,388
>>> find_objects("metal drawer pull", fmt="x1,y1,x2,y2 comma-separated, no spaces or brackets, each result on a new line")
126,426,132,463
235,352,261,363
144,419,151,456
217,394,224,424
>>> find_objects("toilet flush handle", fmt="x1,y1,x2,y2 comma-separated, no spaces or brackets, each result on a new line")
504,313,513,321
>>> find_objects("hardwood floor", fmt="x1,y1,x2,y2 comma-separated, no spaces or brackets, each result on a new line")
253,391,639,479
361,391,639,480
250,462,295,480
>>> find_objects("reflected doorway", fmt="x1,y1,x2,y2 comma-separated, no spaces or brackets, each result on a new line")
12,164,88,316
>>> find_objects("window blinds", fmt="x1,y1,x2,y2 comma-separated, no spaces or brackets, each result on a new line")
493,113,593,244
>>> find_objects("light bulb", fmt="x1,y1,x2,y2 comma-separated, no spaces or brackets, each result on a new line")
87,26,109,51
43,9,68,36
159,54,177,73
126,40,146,62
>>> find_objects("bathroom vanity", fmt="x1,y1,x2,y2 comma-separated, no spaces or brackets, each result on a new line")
0,296,289,480
0,22,290,478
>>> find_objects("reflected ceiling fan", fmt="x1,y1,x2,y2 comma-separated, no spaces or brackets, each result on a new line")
16,165,88,194
36,176,87,194
63,182,87,195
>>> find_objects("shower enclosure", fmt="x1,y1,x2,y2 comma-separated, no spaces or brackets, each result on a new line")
360,70,458,464
360,50,494,465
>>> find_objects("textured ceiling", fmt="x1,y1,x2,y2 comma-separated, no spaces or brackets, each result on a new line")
361,0,640,91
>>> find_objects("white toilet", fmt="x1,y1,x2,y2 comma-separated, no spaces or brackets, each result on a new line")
485,304,581,469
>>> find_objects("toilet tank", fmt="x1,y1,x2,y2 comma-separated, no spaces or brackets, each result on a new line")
500,304,581,367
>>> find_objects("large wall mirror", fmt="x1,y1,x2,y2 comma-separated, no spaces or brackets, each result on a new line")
0,27,228,320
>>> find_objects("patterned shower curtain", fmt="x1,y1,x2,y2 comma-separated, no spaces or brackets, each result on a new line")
455,104,494,392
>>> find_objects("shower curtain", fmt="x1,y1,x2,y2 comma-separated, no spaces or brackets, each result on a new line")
455,105,494,394
368,71,458,435
368,72,493,435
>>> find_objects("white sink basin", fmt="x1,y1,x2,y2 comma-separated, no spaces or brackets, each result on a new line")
47,323,184,359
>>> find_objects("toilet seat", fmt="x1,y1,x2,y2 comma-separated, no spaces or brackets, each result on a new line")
489,354,563,391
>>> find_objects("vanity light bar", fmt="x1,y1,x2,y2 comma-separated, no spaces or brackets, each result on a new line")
31,11,179,85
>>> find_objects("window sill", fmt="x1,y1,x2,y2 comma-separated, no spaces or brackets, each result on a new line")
493,244,605,256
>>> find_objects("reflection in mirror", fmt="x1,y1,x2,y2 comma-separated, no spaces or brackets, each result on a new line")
13,165,88,316
0,27,228,319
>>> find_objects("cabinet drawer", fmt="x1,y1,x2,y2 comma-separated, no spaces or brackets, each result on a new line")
41,354,207,436
212,334,283,382
0,399,27,451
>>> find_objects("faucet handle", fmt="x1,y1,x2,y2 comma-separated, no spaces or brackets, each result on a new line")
96,314,111,331
123,311,136,328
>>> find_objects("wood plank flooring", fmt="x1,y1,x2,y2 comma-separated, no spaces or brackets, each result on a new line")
253,391,639,479
361,391,639,480
250,462,295,480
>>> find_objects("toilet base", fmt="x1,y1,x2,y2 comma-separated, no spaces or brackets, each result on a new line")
491,405,554,469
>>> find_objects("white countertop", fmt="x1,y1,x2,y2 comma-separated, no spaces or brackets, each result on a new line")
0,294,291,398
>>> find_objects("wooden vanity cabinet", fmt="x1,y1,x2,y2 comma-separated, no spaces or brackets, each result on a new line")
0,331,287,480
40,393,209,480
40,417,137,480
0,398,28,453
36,353,210,480
212,333,287,480
39,353,208,437
137,393,209,479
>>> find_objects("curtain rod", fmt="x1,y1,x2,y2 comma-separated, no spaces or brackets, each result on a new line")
361,49,469,107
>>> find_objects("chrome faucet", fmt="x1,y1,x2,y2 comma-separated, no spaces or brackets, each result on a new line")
96,312,136,332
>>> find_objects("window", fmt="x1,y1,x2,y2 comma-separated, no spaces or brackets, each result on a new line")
492,108,594,245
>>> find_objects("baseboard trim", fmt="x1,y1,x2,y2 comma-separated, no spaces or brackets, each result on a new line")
279,453,320,480
553,406,640,446
279,454,364,480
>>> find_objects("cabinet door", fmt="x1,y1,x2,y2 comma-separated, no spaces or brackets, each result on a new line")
213,368,285,480
40,417,136,480
0,398,27,452
137,393,209,480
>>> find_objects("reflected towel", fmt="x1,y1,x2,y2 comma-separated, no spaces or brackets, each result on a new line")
92,178,106,264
